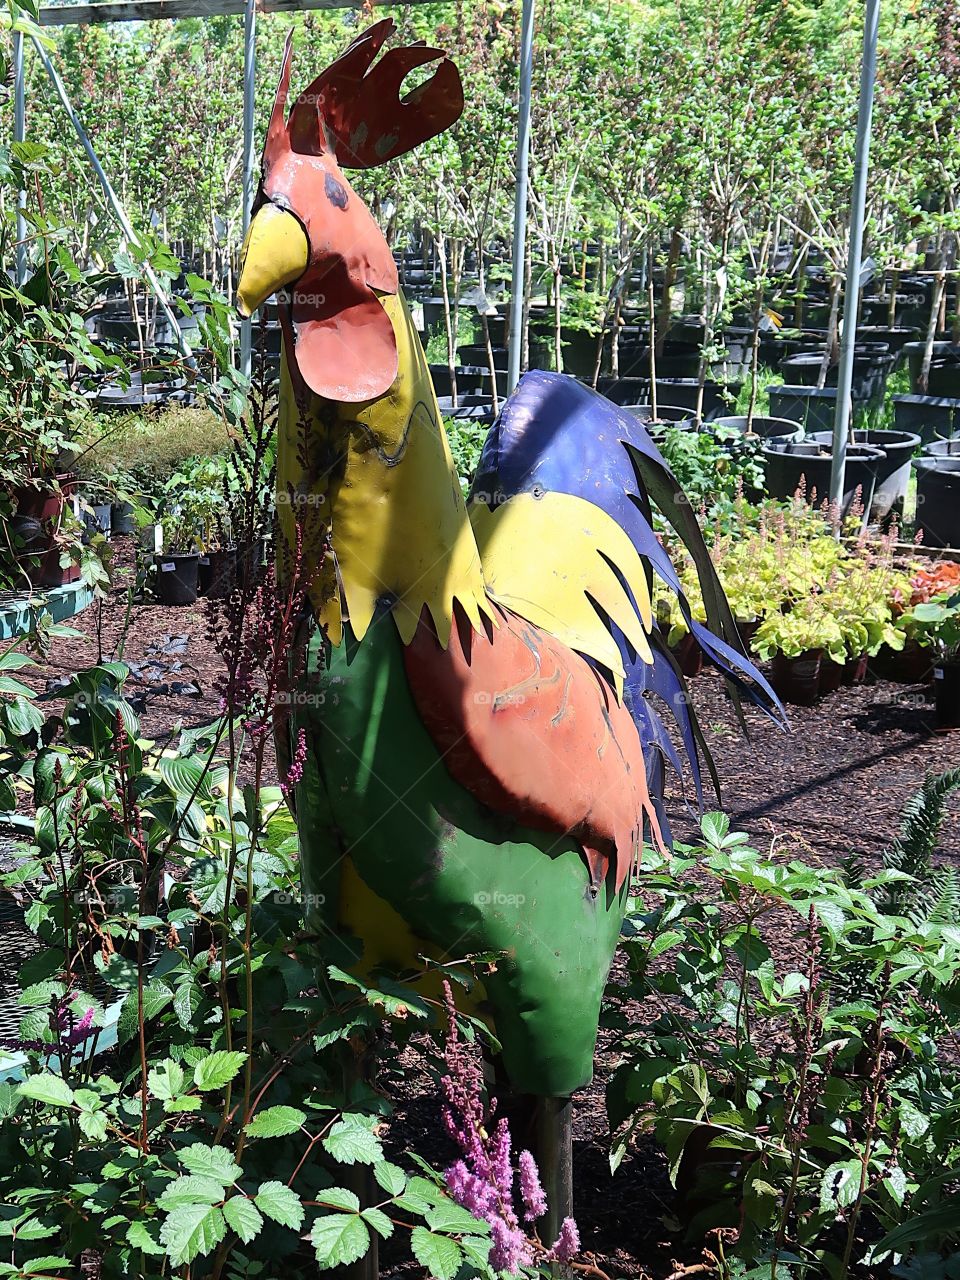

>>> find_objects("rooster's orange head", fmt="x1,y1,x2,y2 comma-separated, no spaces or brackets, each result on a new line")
236,20,463,402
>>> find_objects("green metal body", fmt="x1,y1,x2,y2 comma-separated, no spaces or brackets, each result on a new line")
290,616,629,1097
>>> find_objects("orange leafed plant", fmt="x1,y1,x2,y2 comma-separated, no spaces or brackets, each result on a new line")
910,560,960,606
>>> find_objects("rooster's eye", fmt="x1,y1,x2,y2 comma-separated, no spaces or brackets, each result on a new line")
324,174,349,210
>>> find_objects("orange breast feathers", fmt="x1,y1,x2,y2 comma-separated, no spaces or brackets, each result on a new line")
402,604,664,891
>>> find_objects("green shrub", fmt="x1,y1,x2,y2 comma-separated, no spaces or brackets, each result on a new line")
81,405,234,492
604,773,960,1278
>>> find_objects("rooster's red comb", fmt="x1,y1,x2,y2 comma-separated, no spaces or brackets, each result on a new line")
265,19,464,170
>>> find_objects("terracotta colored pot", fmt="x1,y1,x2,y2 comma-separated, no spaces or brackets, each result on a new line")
771,650,823,705
9,475,80,587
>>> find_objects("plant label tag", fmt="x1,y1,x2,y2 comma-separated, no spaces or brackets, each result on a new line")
160,561,176,572
934,668,945,680
154,525,163,554
199,556,210,565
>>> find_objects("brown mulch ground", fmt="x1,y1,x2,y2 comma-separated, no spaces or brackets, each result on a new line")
12,540,960,1279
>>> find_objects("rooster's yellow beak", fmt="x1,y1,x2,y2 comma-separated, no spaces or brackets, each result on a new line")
236,204,309,317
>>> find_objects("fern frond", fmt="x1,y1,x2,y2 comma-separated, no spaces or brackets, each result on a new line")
883,768,960,912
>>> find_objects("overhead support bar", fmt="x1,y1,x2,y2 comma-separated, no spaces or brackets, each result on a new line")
507,0,535,394
829,0,881,510
39,0,438,24
31,36,193,360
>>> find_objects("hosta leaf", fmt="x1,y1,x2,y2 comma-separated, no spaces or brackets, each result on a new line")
244,1105,306,1138
222,1196,263,1244
178,1143,242,1184
322,1115,383,1166
310,1214,370,1271
17,1074,74,1108
411,1226,463,1280
254,1181,303,1230
160,1203,226,1265
193,1050,247,1092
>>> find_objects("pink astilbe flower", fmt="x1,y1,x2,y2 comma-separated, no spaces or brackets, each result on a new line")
548,1217,580,1263
489,1214,532,1274
518,1150,547,1222
439,981,530,1274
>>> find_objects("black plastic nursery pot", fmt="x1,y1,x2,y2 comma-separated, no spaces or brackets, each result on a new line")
855,326,919,355
154,553,200,606
621,404,698,431
768,385,857,434
709,415,802,441
771,650,823,706
926,362,960,398
436,395,496,425
763,438,883,512
923,439,960,458
933,662,960,730
913,455,960,549
420,298,447,331
892,394,960,445
198,547,237,599
671,634,703,678
596,376,650,406
905,342,960,391
652,378,733,421
807,429,920,522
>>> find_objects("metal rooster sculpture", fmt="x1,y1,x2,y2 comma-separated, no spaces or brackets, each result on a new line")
237,17,781,1227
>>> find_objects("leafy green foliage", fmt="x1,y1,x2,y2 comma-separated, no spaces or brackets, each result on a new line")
605,783,960,1277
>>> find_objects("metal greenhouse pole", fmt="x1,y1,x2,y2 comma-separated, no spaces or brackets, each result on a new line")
829,0,881,508
239,0,257,380
30,36,193,359
507,0,534,393
13,32,27,286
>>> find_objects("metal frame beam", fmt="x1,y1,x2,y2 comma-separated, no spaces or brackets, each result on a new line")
829,0,881,509
507,0,534,393
31,35,193,358
39,0,435,24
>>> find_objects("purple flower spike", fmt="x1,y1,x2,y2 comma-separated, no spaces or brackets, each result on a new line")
60,1005,95,1049
548,1216,580,1264
518,1150,547,1222
490,1215,532,1275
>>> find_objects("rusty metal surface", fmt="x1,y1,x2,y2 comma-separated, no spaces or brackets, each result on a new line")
403,604,662,892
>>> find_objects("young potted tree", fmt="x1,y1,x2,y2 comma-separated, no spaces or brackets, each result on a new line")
154,510,201,606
